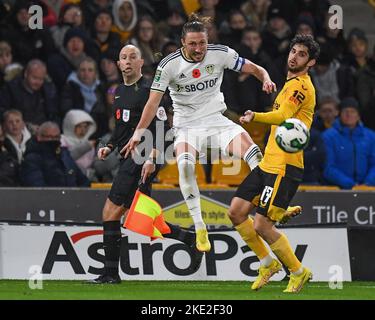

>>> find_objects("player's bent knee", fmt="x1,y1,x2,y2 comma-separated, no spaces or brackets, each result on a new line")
177,152,196,177
177,152,195,177
178,161,195,177
227,207,237,221
228,197,253,224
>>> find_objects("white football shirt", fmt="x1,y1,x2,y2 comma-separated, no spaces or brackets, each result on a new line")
151,44,245,127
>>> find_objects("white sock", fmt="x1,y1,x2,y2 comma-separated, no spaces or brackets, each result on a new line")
243,144,263,170
260,254,274,267
192,219,206,230
177,152,205,231
291,267,304,276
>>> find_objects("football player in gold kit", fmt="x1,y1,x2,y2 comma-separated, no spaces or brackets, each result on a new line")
229,34,320,293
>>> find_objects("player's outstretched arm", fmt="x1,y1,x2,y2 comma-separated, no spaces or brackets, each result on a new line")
121,90,164,158
239,98,298,126
241,59,277,94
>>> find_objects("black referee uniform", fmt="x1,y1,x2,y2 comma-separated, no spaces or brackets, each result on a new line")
105,76,167,207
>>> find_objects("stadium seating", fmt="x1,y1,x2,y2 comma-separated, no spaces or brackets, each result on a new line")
298,185,340,191
223,109,270,151
211,158,250,186
157,162,207,185
91,183,112,189
352,185,375,191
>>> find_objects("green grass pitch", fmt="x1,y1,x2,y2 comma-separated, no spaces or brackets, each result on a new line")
1,280,375,300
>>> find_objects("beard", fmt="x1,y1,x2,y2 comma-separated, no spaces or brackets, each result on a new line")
191,52,205,62
288,61,308,73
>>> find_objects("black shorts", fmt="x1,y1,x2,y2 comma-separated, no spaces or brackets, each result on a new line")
108,157,159,208
234,166,301,222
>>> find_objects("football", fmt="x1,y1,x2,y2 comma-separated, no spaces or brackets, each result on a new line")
275,118,310,153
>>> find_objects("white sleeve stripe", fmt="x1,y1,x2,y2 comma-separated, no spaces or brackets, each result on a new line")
159,51,181,68
207,48,227,53
207,44,228,52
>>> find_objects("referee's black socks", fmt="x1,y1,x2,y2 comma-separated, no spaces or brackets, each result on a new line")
164,222,195,246
103,221,122,276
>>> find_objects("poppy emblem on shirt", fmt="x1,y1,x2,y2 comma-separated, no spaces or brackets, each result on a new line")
192,69,201,78
122,109,130,122
116,109,121,120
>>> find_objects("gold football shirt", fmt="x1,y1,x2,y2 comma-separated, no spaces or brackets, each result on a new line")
253,73,316,177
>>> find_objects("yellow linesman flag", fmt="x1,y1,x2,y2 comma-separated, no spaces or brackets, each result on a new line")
124,190,171,240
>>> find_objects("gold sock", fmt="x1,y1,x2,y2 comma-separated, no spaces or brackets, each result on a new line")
235,218,269,259
270,233,301,273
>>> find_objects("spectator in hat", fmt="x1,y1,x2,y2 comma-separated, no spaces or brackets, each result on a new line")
261,5,292,73
50,3,84,53
111,0,138,45
295,15,316,37
295,0,330,35
61,109,97,180
322,97,375,189
81,0,113,31
89,9,121,64
47,27,91,91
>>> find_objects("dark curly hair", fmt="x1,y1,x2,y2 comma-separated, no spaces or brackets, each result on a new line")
289,34,320,61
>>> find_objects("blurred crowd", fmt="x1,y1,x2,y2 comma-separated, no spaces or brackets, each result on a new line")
0,0,374,189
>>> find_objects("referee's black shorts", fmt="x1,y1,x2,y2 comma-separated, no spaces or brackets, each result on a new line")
108,157,159,208
234,165,301,222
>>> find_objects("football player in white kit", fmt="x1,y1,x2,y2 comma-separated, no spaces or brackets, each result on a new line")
123,13,276,253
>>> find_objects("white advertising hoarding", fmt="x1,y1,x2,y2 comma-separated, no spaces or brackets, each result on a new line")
0,225,351,281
